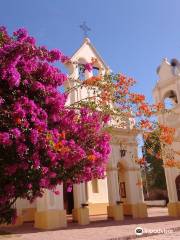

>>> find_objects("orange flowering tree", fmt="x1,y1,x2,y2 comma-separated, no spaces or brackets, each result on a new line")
64,59,176,170
141,125,177,196
66,71,163,127
143,125,176,167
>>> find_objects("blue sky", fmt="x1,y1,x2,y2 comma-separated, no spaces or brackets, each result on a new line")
1,0,180,103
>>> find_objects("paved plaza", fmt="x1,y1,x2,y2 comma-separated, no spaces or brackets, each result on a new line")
0,207,180,240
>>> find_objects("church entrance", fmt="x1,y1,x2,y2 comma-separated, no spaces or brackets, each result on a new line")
175,175,180,201
117,162,133,218
63,184,74,214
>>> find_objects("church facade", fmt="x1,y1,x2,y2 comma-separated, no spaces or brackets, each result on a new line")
6,38,147,229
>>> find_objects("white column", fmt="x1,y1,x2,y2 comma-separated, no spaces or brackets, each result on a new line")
73,182,89,225
34,184,67,229
73,182,87,208
165,167,178,202
126,170,138,204
126,169,144,204
137,172,145,202
16,198,36,222
36,184,64,211
107,169,120,205
14,199,23,226
107,168,124,220
164,167,180,217
125,169,147,218
15,199,23,217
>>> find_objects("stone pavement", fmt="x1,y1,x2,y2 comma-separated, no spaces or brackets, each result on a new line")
0,207,180,240
139,231,180,240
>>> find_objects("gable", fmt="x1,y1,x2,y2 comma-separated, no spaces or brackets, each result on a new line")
71,38,108,70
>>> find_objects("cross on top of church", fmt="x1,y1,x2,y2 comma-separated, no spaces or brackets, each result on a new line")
80,21,91,38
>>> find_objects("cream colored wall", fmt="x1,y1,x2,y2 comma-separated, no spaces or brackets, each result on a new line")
87,179,109,215
87,128,144,211
16,199,36,209
87,178,109,204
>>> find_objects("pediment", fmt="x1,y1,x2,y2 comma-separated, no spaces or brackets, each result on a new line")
70,38,108,70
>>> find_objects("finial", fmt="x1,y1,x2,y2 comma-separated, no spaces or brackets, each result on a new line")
163,57,168,62
80,21,91,38
83,37,90,44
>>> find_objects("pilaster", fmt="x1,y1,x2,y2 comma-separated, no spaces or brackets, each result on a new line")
34,184,67,229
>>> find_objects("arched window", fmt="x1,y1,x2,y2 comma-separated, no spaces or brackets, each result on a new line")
164,90,178,109
77,58,87,81
92,66,99,76
78,64,85,81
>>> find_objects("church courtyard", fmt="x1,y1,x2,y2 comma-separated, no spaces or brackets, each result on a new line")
1,207,180,240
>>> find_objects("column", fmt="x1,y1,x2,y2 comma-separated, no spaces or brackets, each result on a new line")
1,199,34,227
72,182,89,225
19,199,36,222
34,184,67,229
126,169,147,218
12,199,23,226
107,168,124,220
165,167,180,217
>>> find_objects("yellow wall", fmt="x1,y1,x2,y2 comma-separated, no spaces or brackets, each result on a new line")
22,208,36,222
88,203,108,215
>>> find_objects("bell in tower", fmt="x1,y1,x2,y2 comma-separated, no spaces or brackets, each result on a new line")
64,37,109,106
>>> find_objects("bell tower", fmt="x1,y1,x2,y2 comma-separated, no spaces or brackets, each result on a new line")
153,58,180,121
64,38,109,106
153,58,180,217
153,57,180,140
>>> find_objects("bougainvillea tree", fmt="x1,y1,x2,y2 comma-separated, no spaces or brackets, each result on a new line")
0,27,110,224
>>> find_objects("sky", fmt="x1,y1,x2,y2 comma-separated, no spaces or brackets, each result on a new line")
1,0,180,103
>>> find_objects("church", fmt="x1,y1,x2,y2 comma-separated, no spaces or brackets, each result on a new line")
11,37,147,230
6,38,180,229
4,37,180,231
3,36,180,231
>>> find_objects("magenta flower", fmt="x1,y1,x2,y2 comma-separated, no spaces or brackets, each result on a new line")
10,128,21,139
84,63,93,72
0,132,12,145
0,26,110,225
30,129,39,144
17,143,27,155
13,28,28,42
0,97,4,106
